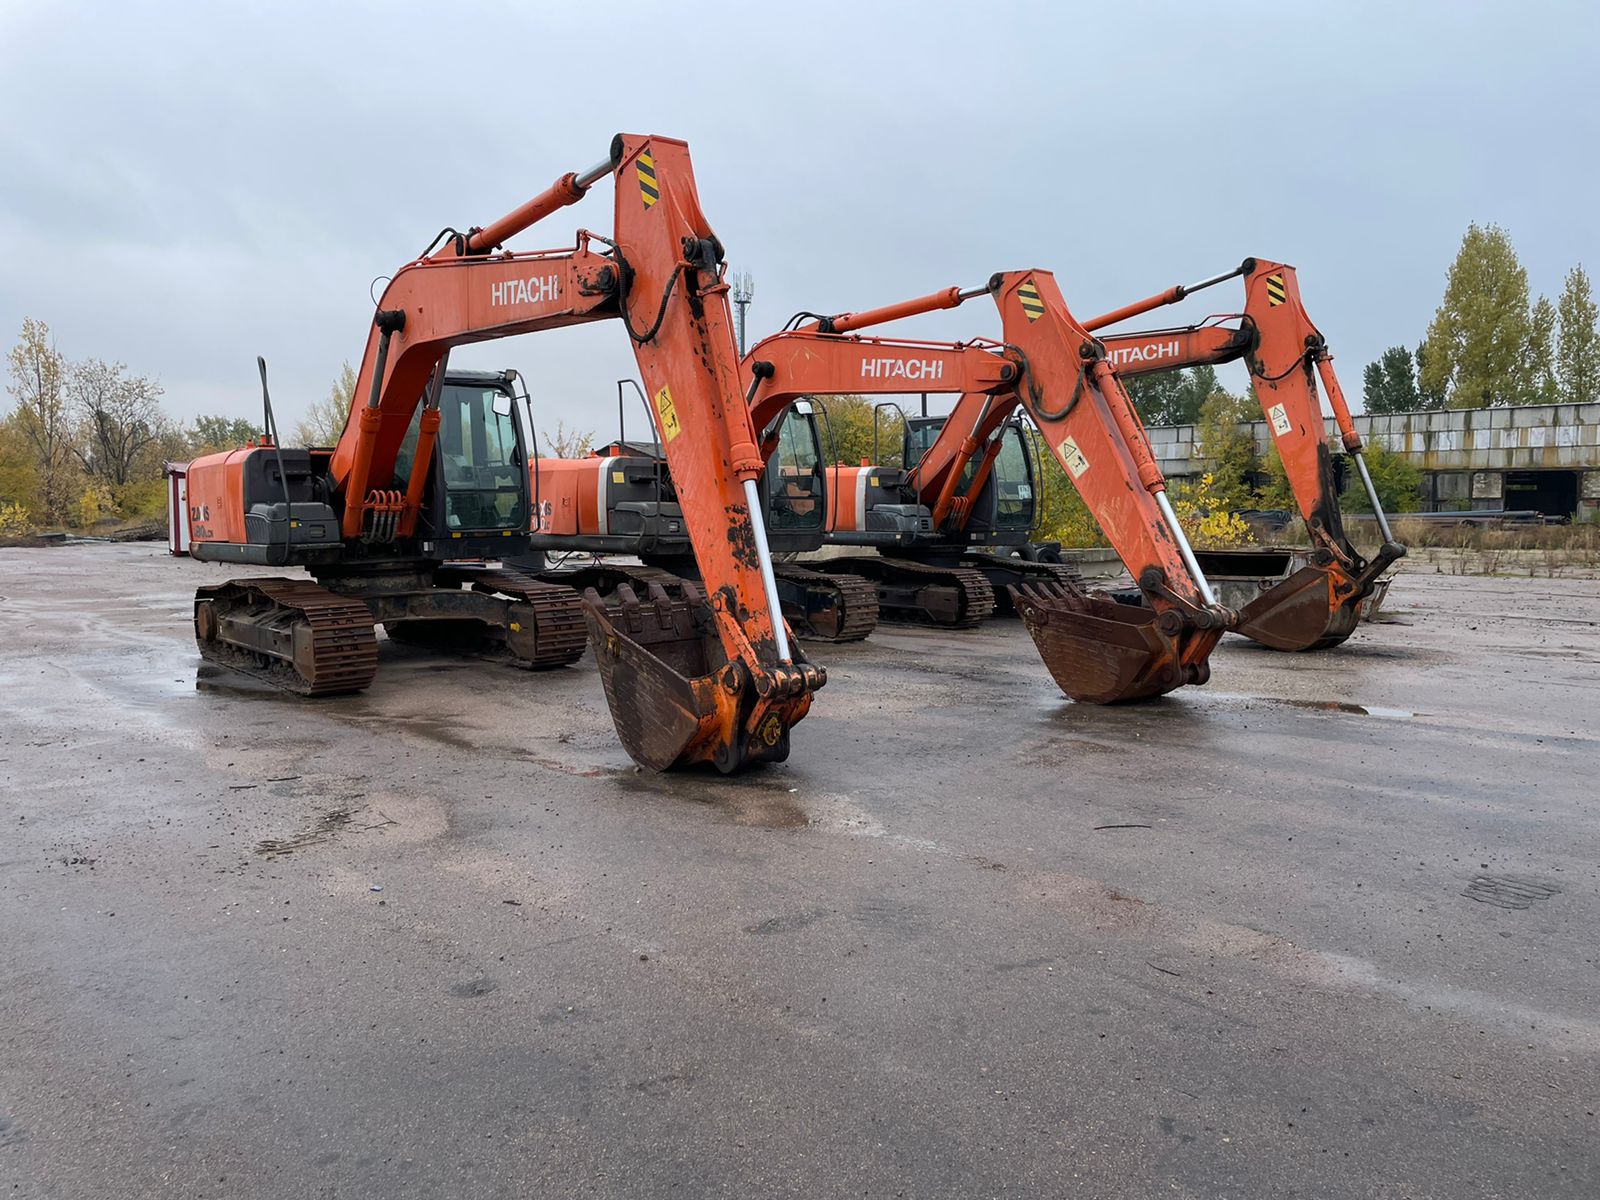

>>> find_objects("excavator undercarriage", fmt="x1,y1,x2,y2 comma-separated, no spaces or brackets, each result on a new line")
770,564,881,641
820,556,996,628
193,566,588,694
373,565,589,667
194,578,380,697
539,558,879,644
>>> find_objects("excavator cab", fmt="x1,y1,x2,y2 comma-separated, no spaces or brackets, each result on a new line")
994,421,1040,533
395,370,531,559
903,413,1038,542
761,401,828,540
902,415,942,472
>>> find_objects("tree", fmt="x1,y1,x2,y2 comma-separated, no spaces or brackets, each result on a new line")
67,357,169,487
1123,372,1184,427
0,412,42,515
543,421,594,458
1527,296,1559,403
1419,223,1532,407
1414,340,1447,408
1361,345,1422,414
1185,367,1224,417
1193,387,1261,511
1258,443,1298,513
293,361,357,446
1556,264,1599,404
189,414,260,455
1122,366,1220,428
1341,442,1421,514
1170,472,1254,549
5,318,75,521
814,393,906,467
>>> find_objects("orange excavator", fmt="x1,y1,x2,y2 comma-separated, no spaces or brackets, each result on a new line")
745,313,1072,628
1084,258,1406,650
183,133,823,772
523,397,881,642
746,272,1238,704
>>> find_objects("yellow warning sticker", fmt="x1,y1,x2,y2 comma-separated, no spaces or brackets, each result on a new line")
1017,279,1046,323
1265,272,1287,307
1058,435,1090,478
637,151,659,209
1268,402,1293,437
612,470,625,484
654,384,682,441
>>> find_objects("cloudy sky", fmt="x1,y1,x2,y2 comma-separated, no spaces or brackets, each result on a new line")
2,0,1596,439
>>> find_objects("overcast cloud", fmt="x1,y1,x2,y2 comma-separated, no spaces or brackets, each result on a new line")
2,0,1596,438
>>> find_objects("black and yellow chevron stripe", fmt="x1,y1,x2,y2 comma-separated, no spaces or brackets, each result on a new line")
637,152,659,209
1017,279,1046,322
1265,272,1287,307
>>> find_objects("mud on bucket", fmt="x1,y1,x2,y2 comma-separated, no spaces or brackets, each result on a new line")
1009,582,1214,705
582,582,815,773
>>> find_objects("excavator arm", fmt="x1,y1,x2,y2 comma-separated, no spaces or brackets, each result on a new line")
1086,257,1405,651
746,277,1234,703
328,134,821,770
986,270,1231,700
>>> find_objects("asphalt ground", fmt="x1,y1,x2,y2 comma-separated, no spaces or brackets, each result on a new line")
2,544,1597,1198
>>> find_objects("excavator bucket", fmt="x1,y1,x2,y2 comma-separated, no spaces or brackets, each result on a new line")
1010,582,1217,704
582,583,817,773
1234,564,1362,652
1191,547,1399,653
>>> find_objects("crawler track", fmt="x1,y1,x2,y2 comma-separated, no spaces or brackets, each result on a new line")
772,564,879,642
539,562,691,603
961,556,1086,615
194,577,378,696
544,561,879,643
431,565,589,668
825,556,996,629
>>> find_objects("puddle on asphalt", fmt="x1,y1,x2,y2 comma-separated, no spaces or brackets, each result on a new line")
1272,698,1416,719
194,664,303,702
616,771,814,829
1201,691,1417,720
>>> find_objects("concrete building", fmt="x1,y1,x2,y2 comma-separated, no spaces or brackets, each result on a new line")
1147,402,1600,521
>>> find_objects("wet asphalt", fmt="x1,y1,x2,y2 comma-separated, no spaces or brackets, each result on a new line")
1,544,1597,1199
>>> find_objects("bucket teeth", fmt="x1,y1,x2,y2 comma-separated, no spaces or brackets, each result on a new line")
1009,582,1214,704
